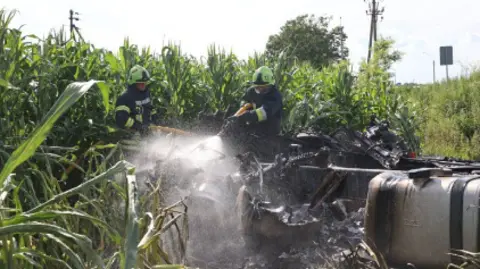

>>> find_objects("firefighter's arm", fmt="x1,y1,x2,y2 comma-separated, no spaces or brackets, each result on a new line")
258,92,282,120
115,97,141,130
239,92,281,123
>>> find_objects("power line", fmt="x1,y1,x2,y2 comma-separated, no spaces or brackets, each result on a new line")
364,0,385,63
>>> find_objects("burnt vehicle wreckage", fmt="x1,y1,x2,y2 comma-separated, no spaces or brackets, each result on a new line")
142,110,480,268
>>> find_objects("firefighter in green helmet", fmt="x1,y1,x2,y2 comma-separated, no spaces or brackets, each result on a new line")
114,65,159,134
232,66,283,136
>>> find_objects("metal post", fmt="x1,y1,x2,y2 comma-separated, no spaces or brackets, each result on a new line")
446,64,449,81
423,52,436,84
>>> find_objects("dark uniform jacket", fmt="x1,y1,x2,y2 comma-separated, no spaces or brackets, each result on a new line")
239,85,283,136
115,85,157,131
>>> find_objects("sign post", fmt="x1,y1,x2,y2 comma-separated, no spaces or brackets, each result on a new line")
439,46,453,81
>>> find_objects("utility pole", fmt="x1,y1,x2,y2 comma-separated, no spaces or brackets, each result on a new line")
422,52,436,83
68,9,84,42
69,10,79,36
365,0,385,63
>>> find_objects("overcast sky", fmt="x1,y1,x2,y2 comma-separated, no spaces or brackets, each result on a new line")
3,0,480,83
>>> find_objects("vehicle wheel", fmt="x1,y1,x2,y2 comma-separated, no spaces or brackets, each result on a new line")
236,185,255,235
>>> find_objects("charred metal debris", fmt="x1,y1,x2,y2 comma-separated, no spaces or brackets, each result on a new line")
145,118,480,269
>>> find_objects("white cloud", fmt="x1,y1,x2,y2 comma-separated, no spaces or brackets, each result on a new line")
2,0,480,83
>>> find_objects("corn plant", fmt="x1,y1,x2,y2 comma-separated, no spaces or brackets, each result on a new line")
0,77,187,268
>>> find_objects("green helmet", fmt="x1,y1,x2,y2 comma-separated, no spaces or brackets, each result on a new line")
127,65,151,85
252,66,275,86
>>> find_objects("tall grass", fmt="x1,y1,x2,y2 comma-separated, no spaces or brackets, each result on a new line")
0,7,421,268
398,68,480,160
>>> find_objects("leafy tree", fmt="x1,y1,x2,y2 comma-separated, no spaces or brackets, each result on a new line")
265,14,348,70
358,37,403,84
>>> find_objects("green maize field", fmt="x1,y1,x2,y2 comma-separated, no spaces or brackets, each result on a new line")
6,6,480,269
